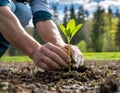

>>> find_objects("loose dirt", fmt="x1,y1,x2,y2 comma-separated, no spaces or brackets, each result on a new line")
0,60,120,93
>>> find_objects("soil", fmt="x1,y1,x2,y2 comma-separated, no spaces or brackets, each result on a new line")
0,60,120,93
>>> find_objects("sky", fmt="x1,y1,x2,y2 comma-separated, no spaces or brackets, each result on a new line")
28,0,120,27
50,0,120,21
50,0,120,13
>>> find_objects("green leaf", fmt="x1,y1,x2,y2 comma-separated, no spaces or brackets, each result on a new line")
58,24,66,36
66,29,72,38
71,24,83,38
67,19,75,31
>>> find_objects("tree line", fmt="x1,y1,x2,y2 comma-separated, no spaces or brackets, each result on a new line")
52,4,120,52
8,4,120,56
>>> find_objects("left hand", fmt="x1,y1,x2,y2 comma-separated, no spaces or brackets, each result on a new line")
63,44,84,68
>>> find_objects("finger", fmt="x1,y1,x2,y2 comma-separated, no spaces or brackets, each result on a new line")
69,46,78,61
69,45,84,67
44,48,68,68
64,44,77,58
80,55,84,66
72,55,81,68
61,46,68,54
46,43,71,64
41,55,61,69
37,62,52,71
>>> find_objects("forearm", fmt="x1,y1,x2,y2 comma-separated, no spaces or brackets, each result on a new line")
30,0,65,46
0,6,41,58
35,20,66,47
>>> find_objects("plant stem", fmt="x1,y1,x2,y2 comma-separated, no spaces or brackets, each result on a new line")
67,39,71,72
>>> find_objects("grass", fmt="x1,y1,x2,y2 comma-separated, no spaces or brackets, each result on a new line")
0,56,32,62
0,52,120,62
84,52,120,60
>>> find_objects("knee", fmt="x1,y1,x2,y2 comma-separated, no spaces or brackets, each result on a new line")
14,3,32,27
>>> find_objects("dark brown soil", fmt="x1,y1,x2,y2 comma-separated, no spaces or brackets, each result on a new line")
0,60,120,93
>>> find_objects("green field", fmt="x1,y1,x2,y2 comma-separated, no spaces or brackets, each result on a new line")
0,56,32,62
0,52,120,62
84,52,120,60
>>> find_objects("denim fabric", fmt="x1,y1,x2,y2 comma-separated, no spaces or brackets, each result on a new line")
33,11,52,26
0,1,32,57
0,0,11,7
30,0,52,26
14,3,32,27
30,0,51,14
0,0,53,56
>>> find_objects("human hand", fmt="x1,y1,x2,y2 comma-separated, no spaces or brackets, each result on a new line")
31,43,71,71
63,45,84,68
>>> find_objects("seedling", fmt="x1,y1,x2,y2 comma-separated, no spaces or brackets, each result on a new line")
58,19,83,71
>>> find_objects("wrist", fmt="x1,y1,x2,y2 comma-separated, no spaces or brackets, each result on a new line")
28,44,42,59
54,40,66,47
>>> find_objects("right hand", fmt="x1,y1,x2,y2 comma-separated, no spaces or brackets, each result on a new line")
31,42,71,71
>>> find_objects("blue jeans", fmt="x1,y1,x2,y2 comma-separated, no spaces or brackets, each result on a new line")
0,1,32,57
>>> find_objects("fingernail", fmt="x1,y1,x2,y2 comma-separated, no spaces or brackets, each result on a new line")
67,57,71,63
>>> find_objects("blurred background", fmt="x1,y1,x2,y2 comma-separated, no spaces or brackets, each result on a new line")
5,0,120,56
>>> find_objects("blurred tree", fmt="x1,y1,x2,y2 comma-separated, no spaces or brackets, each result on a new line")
63,6,68,26
115,8,120,17
108,7,112,28
91,6,105,52
82,20,93,52
33,29,45,44
102,7,114,51
76,6,84,24
58,6,69,43
69,5,85,45
115,17,120,51
75,5,85,39
8,45,16,56
52,5,59,24
77,40,87,52
8,45,25,56
69,4,76,20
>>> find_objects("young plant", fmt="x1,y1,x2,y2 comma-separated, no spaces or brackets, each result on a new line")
58,19,83,71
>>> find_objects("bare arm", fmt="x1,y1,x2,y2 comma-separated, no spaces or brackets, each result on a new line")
35,20,66,47
0,6,70,70
35,20,84,67
29,0,84,69
0,6,40,58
